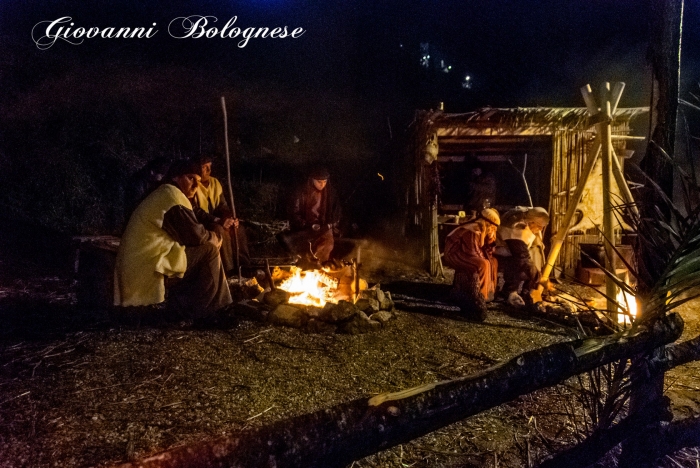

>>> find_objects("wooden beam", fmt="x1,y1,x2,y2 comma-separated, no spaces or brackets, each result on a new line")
610,82,626,114
610,147,639,216
114,313,683,468
611,135,646,140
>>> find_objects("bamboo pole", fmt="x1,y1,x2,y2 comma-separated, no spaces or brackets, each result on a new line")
430,196,439,277
610,146,639,216
600,83,617,317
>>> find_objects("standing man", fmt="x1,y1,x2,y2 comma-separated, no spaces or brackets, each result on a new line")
114,159,232,322
194,155,251,274
443,208,500,321
280,166,341,269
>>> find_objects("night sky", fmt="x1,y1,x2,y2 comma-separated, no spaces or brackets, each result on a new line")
1,0,699,233
4,1,699,104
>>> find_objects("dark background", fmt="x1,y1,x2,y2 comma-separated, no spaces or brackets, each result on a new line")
1,0,699,240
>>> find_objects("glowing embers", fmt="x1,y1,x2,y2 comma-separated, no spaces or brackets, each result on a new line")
278,267,338,307
617,289,638,326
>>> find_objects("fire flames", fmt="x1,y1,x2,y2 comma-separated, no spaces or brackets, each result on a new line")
616,289,638,325
278,267,338,307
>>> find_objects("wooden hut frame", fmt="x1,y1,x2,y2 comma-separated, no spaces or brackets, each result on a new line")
405,105,649,277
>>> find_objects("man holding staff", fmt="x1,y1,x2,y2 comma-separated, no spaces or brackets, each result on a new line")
194,155,251,275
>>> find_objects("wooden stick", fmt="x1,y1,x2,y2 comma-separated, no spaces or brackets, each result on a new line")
265,258,276,292
221,96,242,283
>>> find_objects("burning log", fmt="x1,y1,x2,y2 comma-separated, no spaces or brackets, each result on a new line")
114,313,683,468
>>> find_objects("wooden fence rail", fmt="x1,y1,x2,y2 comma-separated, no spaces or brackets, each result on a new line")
116,313,684,468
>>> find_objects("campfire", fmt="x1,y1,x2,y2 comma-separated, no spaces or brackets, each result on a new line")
276,262,368,307
229,261,396,335
278,268,339,307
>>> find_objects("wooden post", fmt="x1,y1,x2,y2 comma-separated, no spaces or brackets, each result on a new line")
599,84,618,318
430,195,439,277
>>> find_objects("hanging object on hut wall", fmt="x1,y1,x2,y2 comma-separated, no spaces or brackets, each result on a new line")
423,133,439,164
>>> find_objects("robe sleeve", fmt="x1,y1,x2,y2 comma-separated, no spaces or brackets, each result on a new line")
162,205,214,246
326,187,342,228
290,187,307,230
190,199,221,229
212,196,233,220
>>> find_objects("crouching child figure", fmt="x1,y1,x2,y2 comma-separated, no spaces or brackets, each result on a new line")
494,206,549,308
443,208,500,321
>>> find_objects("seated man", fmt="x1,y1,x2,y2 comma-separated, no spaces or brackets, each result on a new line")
443,208,500,321
279,167,341,269
194,155,251,274
494,206,550,308
114,159,232,322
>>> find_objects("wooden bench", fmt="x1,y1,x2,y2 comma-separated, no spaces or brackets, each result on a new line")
73,236,120,310
73,236,184,311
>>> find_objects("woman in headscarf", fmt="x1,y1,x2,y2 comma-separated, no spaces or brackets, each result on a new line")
443,208,500,321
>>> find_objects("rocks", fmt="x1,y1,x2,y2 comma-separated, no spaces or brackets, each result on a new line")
379,291,394,311
306,318,337,334
369,311,393,326
263,289,291,308
360,286,394,311
232,299,269,322
324,300,358,322
304,305,325,320
355,298,380,314
269,304,308,328
232,281,396,334
339,311,382,335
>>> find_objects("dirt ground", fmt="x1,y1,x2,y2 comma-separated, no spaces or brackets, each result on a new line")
1,253,699,468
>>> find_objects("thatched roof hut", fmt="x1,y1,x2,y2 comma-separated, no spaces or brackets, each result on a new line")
404,106,649,277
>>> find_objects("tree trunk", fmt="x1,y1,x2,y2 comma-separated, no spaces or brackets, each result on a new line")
115,314,683,468
637,0,684,288
624,2,684,467
539,410,700,468
537,402,669,468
